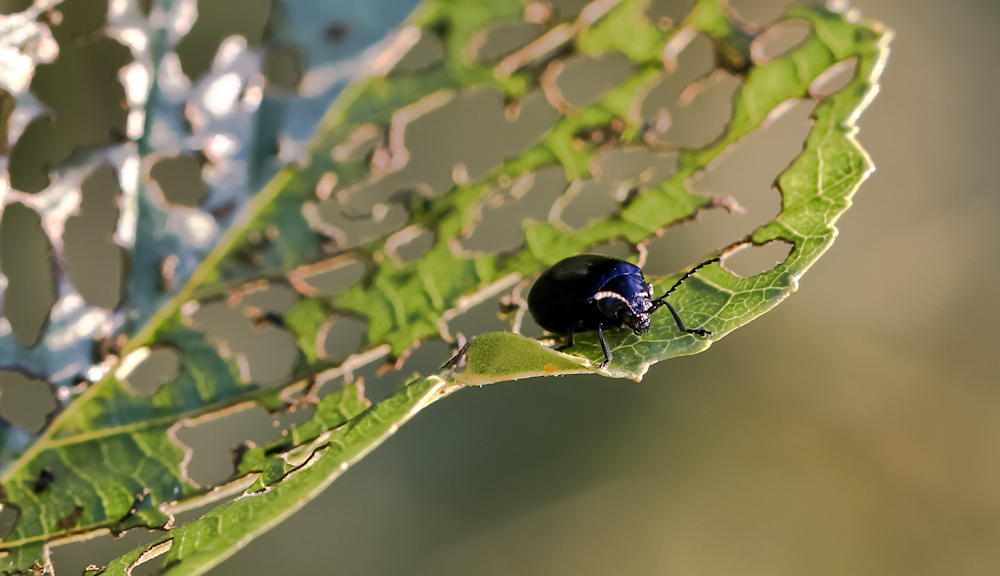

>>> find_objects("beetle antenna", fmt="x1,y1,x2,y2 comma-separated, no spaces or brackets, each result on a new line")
652,257,720,305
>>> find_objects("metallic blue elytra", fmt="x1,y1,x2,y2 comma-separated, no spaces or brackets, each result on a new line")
527,254,717,368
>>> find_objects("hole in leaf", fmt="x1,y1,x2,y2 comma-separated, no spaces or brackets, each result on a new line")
8,3,132,192
392,30,444,73
320,317,366,361
0,0,32,15
405,88,558,195
601,147,680,184
722,241,792,278
751,20,811,63
643,208,736,277
561,180,619,229
264,45,304,91
549,0,590,18
0,370,57,432
0,202,57,346
561,147,678,229
729,0,785,24
0,88,14,151
49,528,161,576
393,227,435,262
316,200,410,249
641,32,716,120
589,240,634,261
332,125,382,163
63,165,126,309
555,54,634,109
363,339,453,402
810,57,858,97
0,504,18,540
661,71,740,149
344,87,558,213
448,292,516,341
289,257,366,297
189,300,299,387
645,98,814,275
646,0,693,28
7,117,52,193
692,98,815,211
234,283,300,316
116,347,181,397
472,22,545,61
463,167,567,253
174,406,282,487
149,154,210,207
175,0,270,80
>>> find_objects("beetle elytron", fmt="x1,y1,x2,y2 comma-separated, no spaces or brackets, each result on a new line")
528,254,718,368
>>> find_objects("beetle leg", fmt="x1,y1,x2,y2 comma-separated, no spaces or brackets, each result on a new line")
556,327,575,351
664,302,712,337
441,340,472,370
596,323,612,369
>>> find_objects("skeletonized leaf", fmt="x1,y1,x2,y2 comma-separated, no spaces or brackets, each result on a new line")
0,0,891,573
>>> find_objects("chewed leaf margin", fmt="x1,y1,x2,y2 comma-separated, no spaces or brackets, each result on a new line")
562,5,893,377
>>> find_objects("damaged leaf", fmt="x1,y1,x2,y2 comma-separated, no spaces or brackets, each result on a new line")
0,0,891,573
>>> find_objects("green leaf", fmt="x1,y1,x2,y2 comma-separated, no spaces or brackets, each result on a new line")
0,0,892,573
457,332,594,385
91,375,456,576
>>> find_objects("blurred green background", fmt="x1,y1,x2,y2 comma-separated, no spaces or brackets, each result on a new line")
5,0,1000,573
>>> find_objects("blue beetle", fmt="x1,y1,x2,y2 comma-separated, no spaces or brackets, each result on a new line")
527,254,718,368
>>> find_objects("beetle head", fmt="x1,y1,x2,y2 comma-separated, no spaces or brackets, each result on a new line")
593,278,656,335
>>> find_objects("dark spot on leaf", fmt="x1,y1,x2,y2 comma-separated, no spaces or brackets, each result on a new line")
231,442,254,469
264,443,293,456
210,199,239,221
325,22,349,43
32,469,55,494
251,311,286,328
57,505,84,530
108,125,129,144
